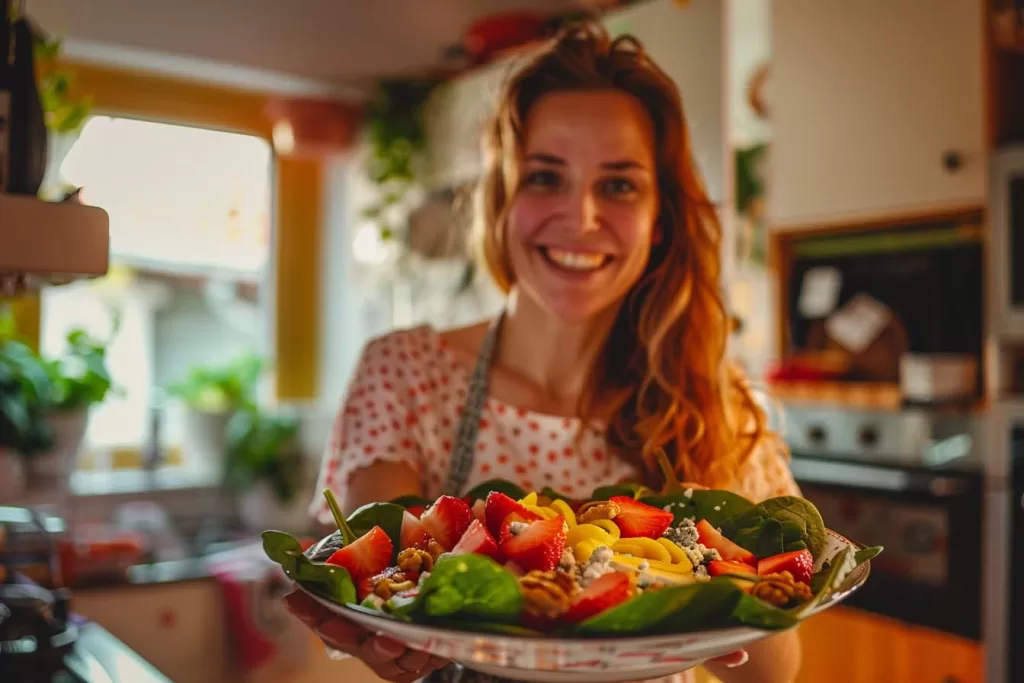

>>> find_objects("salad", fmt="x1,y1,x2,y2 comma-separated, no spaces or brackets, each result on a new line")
263,467,881,637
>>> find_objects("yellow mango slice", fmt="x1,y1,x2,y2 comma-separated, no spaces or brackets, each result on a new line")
612,555,693,576
548,500,577,527
590,519,621,542
574,538,600,564
657,538,690,565
611,538,672,563
519,492,538,506
525,505,558,520
567,524,611,548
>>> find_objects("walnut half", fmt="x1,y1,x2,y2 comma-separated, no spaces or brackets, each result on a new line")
372,571,417,600
750,571,813,608
577,501,621,524
519,570,579,620
398,547,435,574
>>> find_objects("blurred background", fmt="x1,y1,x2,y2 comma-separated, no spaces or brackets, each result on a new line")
0,0,1021,681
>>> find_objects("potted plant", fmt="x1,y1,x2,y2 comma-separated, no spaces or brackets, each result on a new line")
31,325,117,488
167,353,264,478
225,406,305,530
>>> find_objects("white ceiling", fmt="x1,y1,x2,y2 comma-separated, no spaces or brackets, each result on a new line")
27,0,593,99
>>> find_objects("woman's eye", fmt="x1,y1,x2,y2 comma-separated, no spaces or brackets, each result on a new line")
523,170,560,189
601,177,638,197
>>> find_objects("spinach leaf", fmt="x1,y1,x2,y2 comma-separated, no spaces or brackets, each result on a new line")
304,531,343,562
262,530,356,604
795,547,855,616
571,582,719,636
464,479,525,502
810,545,883,593
641,489,754,527
730,518,789,558
390,494,432,509
731,593,799,630
409,554,522,623
540,486,571,502
591,482,652,500
855,546,884,565
724,496,827,560
348,502,405,562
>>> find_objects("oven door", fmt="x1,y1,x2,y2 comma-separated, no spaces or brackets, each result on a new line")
992,144,1024,339
789,456,983,640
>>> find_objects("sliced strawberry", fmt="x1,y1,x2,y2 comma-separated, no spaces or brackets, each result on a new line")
757,549,814,585
406,505,426,518
484,492,540,539
400,510,432,550
708,560,758,578
471,499,487,524
500,515,566,573
610,496,674,539
450,519,502,561
326,526,394,600
419,495,473,551
696,519,757,566
562,571,633,623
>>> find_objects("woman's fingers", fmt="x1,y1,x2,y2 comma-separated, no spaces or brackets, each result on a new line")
711,649,749,667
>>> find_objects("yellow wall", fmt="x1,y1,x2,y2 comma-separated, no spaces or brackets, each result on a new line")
30,61,329,400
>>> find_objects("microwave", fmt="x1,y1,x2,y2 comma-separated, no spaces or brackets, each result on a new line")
992,144,1024,339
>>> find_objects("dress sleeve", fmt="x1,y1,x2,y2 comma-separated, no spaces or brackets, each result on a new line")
309,334,426,524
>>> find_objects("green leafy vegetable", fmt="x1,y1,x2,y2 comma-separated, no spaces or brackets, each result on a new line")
261,530,356,604
324,489,357,546
406,554,521,623
855,546,884,565
796,547,855,616
540,486,571,502
591,482,653,500
724,496,828,559
464,479,525,502
641,489,755,528
390,494,432,509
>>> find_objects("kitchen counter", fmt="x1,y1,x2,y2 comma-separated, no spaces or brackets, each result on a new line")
71,621,172,683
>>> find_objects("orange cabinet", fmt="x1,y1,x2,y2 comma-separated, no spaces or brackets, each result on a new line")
796,607,983,683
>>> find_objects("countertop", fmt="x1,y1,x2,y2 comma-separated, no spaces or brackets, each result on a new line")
72,622,172,683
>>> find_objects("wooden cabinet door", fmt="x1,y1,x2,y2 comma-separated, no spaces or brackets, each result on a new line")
769,0,986,228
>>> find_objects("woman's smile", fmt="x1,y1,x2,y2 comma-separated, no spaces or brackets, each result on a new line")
537,245,613,274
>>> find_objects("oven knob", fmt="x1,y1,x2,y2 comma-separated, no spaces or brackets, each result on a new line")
807,425,827,445
858,425,880,449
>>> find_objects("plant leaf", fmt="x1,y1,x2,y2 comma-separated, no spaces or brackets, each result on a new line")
390,494,433,509
261,530,356,604
408,554,521,623
795,547,855,616
854,546,883,565
591,482,650,500
723,496,827,560
641,489,754,527
463,478,525,502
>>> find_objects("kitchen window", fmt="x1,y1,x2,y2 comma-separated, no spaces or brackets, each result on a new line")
39,115,274,485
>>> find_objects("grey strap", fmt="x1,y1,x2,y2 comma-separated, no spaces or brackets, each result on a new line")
443,312,505,497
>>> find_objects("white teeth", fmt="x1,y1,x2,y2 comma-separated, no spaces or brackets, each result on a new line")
545,247,606,271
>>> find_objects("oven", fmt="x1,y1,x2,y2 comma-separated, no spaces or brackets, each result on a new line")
992,144,1024,340
782,407,985,642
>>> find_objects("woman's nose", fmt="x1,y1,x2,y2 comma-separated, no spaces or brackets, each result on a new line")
567,190,600,234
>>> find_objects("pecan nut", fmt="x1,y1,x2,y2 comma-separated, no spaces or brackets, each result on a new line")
398,547,435,573
577,501,621,523
519,570,579,620
750,571,813,608
372,571,416,600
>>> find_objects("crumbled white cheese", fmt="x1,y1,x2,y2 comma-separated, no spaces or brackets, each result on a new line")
558,548,576,572
509,521,529,536
684,488,694,499
579,545,615,586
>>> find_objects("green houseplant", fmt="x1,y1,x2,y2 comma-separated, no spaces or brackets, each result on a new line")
168,353,265,478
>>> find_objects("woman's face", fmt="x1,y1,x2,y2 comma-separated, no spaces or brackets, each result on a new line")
506,89,660,323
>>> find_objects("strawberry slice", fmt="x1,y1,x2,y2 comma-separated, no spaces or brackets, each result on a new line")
326,526,394,600
708,560,758,578
499,515,566,573
400,510,432,550
419,495,473,551
610,496,674,539
757,549,814,585
450,519,502,561
406,505,426,518
562,571,633,623
484,491,540,538
696,519,757,566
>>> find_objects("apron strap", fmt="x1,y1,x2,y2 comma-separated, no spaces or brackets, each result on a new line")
443,312,505,497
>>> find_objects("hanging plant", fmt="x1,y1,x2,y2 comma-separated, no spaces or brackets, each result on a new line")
361,79,439,244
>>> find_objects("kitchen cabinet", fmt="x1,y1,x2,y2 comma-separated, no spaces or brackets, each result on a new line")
73,581,233,683
769,0,986,228
796,607,983,682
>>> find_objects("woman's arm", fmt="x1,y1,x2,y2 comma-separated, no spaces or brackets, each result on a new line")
705,630,802,683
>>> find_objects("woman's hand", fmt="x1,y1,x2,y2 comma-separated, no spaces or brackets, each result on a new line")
709,650,749,668
285,589,450,682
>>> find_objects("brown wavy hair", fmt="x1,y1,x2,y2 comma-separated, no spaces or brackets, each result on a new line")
471,20,783,490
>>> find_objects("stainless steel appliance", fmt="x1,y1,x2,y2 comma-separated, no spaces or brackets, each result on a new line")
781,406,985,641
992,144,1024,340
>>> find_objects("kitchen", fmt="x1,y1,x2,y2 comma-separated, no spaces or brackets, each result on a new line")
1,0,1021,682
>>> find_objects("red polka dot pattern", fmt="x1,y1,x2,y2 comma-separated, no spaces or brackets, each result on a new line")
310,326,801,524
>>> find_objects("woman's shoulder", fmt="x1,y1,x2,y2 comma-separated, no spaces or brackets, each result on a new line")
359,321,490,360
